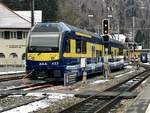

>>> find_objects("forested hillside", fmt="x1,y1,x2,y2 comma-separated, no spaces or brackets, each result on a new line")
1,0,150,48
0,0,58,21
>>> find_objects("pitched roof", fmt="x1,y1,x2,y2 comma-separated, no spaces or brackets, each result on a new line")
0,3,31,29
14,10,42,23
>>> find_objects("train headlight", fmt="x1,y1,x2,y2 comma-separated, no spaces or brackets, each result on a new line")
28,55,35,60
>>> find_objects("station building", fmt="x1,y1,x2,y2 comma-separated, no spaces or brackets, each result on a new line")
0,3,41,66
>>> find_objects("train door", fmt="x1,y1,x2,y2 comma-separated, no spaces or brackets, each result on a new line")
92,45,95,63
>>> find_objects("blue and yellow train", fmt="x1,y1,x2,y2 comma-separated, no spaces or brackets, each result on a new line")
26,22,126,81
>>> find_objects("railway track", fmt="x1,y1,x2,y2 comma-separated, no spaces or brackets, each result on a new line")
0,96,47,113
0,82,54,99
59,69,150,113
0,79,55,112
0,76,23,82
0,73,26,82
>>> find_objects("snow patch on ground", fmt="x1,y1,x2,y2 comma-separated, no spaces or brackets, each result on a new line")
27,92,74,99
47,93,74,100
144,63,150,65
124,65,133,69
2,98,49,113
91,80,109,84
0,71,25,75
2,93,74,113
115,71,134,78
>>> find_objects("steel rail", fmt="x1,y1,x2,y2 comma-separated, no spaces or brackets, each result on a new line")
95,69,150,113
0,82,53,99
0,96,47,113
0,73,26,82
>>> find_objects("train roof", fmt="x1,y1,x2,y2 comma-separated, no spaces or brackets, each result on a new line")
101,35,126,48
32,22,69,32
109,38,126,48
32,22,102,39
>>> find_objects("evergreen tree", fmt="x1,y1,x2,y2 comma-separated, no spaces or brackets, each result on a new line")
135,30,142,43
35,0,58,22
0,0,58,21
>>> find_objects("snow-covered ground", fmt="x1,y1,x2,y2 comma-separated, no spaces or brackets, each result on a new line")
0,71,25,75
0,69,74,113
91,65,134,85
124,65,133,69
2,98,49,113
143,63,150,65
0,64,136,113
2,93,74,113
91,80,109,84
115,70,134,78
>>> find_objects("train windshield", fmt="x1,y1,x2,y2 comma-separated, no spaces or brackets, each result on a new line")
28,33,60,52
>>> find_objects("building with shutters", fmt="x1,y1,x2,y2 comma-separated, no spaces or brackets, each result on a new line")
0,3,41,66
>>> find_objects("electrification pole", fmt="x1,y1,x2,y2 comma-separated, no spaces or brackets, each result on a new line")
31,0,34,27
133,16,135,64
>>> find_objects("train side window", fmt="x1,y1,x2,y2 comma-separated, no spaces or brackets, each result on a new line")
96,50,100,57
115,50,117,56
76,39,81,53
104,45,111,54
111,51,113,56
108,46,111,54
92,46,95,57
96,50,102,57
64,39,70,53
81,41,86,54
119,48,123,55
100,51,102,57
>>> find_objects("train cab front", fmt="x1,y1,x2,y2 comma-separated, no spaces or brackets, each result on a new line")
26,23,64,81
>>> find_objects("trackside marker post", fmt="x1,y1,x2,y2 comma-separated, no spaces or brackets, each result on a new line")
81,58,87,84
102,19,111,80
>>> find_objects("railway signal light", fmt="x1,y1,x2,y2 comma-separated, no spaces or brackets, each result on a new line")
102,19,109,35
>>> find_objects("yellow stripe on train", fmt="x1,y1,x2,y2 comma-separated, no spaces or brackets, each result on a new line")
27,53,59,61
75,32,92,38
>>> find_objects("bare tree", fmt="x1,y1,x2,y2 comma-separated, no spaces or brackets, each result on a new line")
57,0,150,48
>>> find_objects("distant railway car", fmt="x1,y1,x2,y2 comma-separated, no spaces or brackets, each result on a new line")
26,22,125,81
140,53,148,63
130,49,150,63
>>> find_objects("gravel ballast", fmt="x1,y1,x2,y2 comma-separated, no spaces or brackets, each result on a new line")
0,66,146,113
32,67,145,113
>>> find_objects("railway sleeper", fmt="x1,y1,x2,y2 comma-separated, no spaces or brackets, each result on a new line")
0,90,27,97
75,91,138,99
